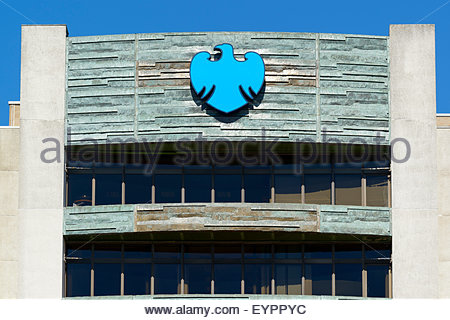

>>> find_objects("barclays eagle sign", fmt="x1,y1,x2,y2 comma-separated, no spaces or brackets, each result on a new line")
190,44,265,114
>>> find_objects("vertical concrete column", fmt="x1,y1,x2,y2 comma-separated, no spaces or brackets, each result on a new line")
18,25,67,298
0,128,20,298
437,126,450,298
390,24,438,298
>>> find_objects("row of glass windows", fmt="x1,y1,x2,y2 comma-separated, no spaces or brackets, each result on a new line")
66,242,391,298
67,163,390,207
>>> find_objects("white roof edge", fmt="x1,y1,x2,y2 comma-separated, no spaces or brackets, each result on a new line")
8,101,20,104
437,113,450,116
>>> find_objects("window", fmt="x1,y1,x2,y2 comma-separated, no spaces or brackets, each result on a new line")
154,264,181,294
94,263,121,296
183,244,212,294
66,263,91,297
244,168,271,203
95,173,122,205
215,170,241,202
335,244,362,259
154,244,181,294
304,244,332,259
244,264,271,294
335,174,361,206
244,244,271,259
366,265,390,298
303,244,332,295
67,160,390,207
214,264,241,294
274,174,302,203
185,167,212,203
65,241,391,298
124,263,151,295
274,244,302,259
275,264,302,295
67,145,391,208
213,244,241,294
155,174,181,203
184,264,211,294
68,173,92,206
304,264,332,295
123,244,151,295
335,264,362,296
125,173,152,204
366,175,389,207
304,174,331,205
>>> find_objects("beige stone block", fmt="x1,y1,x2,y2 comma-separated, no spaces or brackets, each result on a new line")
438,215,450,262
0,171,19,215
439,260,450,298
0,215,18,261
0,261,18,298
0,128,20,171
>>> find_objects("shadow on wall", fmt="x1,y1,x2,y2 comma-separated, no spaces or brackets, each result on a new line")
190,82,266,123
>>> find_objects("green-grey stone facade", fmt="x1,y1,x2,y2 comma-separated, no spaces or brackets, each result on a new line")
66,32,389,145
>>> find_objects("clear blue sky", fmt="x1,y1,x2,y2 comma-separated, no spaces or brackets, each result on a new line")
1,0,449,125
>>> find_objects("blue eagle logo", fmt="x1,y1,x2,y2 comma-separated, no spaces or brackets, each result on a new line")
190,44,265,114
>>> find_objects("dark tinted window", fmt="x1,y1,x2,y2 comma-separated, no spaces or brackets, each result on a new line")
214,245,241,260
124,244,151,259
153,244,181,259
68,174,92,206
275,264,302,295
367,264,389,297
304,264,332,295
66,244,91,259
274,174,301,203
244,173,271,203
365,244,391,260
335,174,361,205
124,264,151,295
304,174,331,204
366,175,389,207
184,245,211,259
184,263,211,294
155,175,181,203
154,264,181,294
214,263,241,294
66,263,91,297
215,174,241,202
244,263,271,294
185,174,211,203
335,244,362,259
125,174,152,204
274,245,302,259
335,264,362,296
244,244,271,259
304,244,332,259
94,244,121,260
95,174,122,205
94,263,121,296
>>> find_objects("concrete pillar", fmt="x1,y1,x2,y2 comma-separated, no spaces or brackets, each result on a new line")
390,24,439,298
18,25,67,298
0,127,20,298
437,126,450,298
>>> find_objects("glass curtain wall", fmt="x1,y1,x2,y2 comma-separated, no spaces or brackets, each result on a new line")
67,160,390,207
66,242,391,298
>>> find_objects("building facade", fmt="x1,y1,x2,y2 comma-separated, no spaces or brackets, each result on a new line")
0,24,448,299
